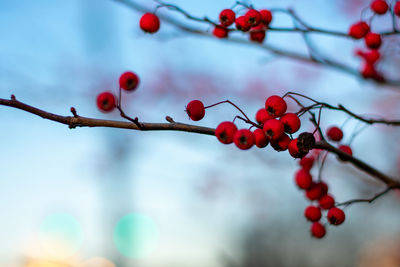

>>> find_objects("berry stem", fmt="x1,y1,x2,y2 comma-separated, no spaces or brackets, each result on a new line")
205,100,253,123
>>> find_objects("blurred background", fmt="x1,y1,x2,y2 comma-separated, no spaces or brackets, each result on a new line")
1,0,400,266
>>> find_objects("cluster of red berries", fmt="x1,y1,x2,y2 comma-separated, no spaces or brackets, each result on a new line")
212,8,273,43
96,71,140,112
186,95,316,158
295,153,346,238
347,0,400,81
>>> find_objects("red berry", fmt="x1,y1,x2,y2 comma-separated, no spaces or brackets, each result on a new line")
235,16,251,32
304,206,322,222
249,24,266,43
140,13,160,33
288,138,302,158
338,145,353,161
233,129,255,150
326,126,343,142
259,9,272,26
361,63,378,79
119,71,140,91
219,9,236,26
295,169,313,190
305,182,324,201
311,222,326,238
327,207,345,225
365,32,382,49
255,108,274,124
318,181,329,196
244,9,261,26
319,195,335,210
371,0,389,14
270,133,291,151
186,100,205,121
213,25,229,38
253,128,269,148
299,157,314,171
263,119,284,140
265,95,287,117
363,50,381,64
395,1,400,17
215,121,238,144
280,113,301,134
97,92,116,112
348,21,370,39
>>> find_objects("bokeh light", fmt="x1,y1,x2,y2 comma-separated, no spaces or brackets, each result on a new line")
113,213,158,258
38,213,83,260
81,257,116,267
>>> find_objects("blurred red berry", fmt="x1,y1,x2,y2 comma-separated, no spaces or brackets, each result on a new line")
97,92,116,112
280,113,301,134
215,121,238,144
219,9,236,26
395,1,400,16
119,71,140,91
288,138,302,158
311,222,326,238
234,129,255,150
327,207,346,225
326,126,343,142
249,24,266,43
253,128,269,148
365,32,382,49
213,25,229,38
299,157,314,171
338,145,353,161
263,119,284,140
140,13,160,33
270,133,291,151
371,0,389,14
186,100,205,121
235,16,251,32
319,194,335,210
304,206,322,222
348,21,370,39
305,182,324,201
259,9,272,26
295,169,313,189
245,9,261,26
364,50,380,64
265,95,287,117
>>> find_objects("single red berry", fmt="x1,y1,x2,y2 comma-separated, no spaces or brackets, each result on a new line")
186,100,205,121
234,129,255,150
253,128,269,148
304,206,322,222
326,126,343,142
395,1,400,17
97,92,116,112
255,108,274,124
327,207,345,225
249,24,266,43
140,13,160,33
363,50,381,65
119,71,140,91
259,9,272,26
348,21,370,39
371,0,389,14
338,145,353,161
215,121,238,144
319,194,335,210
280,113,301,134
361,63,378,79
265,95,287,117
305,182,324,201
299,157,314,171
244,9,261,26
295,169,313,190
365,32,382,49
263,119,284,140
219,9,236,26
235,16,251,32
318,181,329,196
311,222,326,239
213,25,229,38
288,138,302,158
270,133,291,151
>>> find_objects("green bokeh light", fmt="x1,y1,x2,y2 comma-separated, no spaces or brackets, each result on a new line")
113,213,158,258
39,212,83,258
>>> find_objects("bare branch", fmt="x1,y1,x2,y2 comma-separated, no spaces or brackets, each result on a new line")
337,186,397,206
